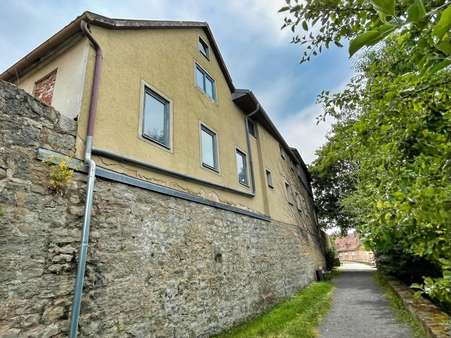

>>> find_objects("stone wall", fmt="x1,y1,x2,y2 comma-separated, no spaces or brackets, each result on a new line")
0,80,325,337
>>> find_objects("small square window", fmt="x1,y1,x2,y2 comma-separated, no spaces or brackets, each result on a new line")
236,149,249,186
265,170,273,188
247,118,256,137
195,64,216,100
200,124,218,171
142,87,170,148
198,37,209,59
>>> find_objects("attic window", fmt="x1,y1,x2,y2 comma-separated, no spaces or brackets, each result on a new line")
198,37,209,59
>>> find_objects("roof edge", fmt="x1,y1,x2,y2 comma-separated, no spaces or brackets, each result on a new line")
0,11,235,91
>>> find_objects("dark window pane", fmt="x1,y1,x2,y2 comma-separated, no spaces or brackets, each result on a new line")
247,119,256,137
198,38,209,58
143,89,169,147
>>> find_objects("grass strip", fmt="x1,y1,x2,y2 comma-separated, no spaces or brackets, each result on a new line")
215,281,334,338
374,272,428,338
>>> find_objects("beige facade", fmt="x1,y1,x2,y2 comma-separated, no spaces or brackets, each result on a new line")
15,36,89,120
4,13,316,227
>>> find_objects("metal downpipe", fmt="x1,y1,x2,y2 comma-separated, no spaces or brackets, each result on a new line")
69,19,102,338
69,160,96,337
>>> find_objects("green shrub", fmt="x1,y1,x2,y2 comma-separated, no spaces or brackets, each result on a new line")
325,247,340,271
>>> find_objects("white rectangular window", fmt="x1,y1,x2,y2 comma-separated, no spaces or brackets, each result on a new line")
198,37,209,59
200,124,218,171
195,64,216,100
236,149,248,186
143,87,170,148
266,169,273,188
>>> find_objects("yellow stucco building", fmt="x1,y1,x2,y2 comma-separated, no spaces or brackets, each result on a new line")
1,12,317,229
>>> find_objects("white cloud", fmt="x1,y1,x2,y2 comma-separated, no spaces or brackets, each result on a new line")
277,76,352,164
279,103,334,164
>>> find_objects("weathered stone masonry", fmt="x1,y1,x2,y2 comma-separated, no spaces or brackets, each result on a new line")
0,80,325,337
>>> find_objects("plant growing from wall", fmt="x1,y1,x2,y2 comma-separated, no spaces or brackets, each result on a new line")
48,160,74,195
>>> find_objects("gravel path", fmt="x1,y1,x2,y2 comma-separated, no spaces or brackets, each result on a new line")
319,262,414,338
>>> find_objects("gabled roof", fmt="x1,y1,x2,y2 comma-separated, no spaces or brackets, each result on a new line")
0,11,235,91
1,11,309,174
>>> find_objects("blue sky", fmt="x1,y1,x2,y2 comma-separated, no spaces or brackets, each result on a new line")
0,0,352,163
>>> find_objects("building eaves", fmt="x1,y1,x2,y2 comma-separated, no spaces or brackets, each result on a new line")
0,11,235,92
233,89,307,167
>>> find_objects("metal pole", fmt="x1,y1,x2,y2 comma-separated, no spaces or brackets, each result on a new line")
69,160,96,338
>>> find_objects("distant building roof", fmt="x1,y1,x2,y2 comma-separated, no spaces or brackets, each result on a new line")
335,232,362,252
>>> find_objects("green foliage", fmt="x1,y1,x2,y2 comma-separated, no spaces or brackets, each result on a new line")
215,281,334,338
48,160,74,195
374,272,428,338
310,34,450,308
281,0,451,72
325,247,341,270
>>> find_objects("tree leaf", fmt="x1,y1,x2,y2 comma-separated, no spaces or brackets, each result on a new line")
433,4,451,39
278,6,290,13
349,24,396,57
371,0,395,16
436,41,451,55
407,0,426,23
302,20,308,31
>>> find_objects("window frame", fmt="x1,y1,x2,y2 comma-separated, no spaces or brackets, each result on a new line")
195,63,216,101
247,118,257,137
141,85,172,150
280,144,286,160
265,169,274,189
235,148,249,187
296,192,304,211
199,123,219,172
285,182,294,205
198,37,210,59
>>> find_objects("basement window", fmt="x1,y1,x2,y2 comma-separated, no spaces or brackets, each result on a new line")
236,149,249,186
195,64,216,100
198,37,210,59
200,124,219,171
142,87,170,148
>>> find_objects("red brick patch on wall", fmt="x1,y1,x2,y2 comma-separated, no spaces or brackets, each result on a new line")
33,69,57,106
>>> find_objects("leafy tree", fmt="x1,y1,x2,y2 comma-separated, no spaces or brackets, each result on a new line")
280,0,451,72
313,38,450,308
280,0,451,308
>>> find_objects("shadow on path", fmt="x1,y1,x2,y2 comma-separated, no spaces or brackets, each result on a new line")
319,262,414,338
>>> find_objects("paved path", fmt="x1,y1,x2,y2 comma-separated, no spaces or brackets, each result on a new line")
319,262,414,338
